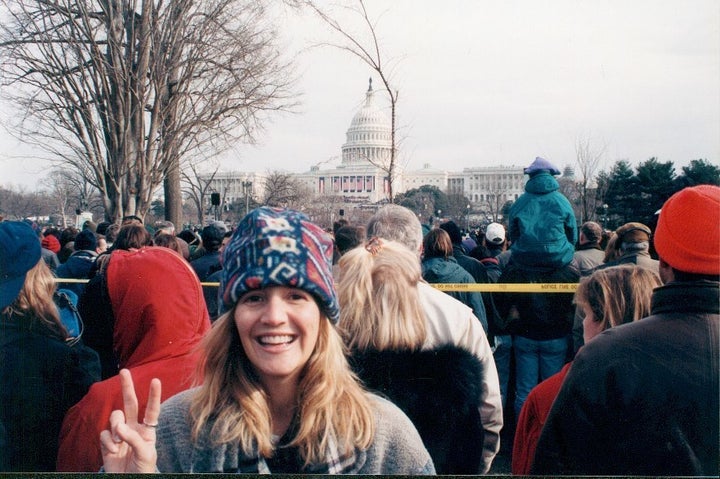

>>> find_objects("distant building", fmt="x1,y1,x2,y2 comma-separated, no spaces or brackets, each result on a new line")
296,78,394,204
205,171,264,210
453,166,525,204
202,79,542,214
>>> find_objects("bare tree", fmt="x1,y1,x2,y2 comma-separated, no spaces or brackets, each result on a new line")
41,169,84,228
263,170,312,209
574,133,607,223
480,194,505,224
304,193,345,229
302,0,401,202
0,183,49,220
181,161,220,226
479,185,514,223
0,0,296,223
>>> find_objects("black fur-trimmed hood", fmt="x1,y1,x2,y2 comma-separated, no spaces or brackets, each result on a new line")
349,344,485,474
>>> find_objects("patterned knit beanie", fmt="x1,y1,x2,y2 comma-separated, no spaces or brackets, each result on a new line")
219,207,339,322
654,184,720,275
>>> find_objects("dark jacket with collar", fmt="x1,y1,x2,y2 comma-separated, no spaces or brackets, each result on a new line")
571,243,604,276
494,260,580,340
450,244,490,283
190,250,221,281
0,315,98,471
349,345,485,474
598,249,659,275
532,280,719,476
56,250,97,296
422,256,488,333
449,244,494,334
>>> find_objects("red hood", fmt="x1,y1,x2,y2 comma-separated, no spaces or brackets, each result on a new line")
107,247,210,367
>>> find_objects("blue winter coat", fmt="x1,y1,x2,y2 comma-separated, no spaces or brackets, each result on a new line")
508,172,577,268
56,250,97,297
422,256,488,333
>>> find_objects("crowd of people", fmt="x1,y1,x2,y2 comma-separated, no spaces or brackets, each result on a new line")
0,157,717,475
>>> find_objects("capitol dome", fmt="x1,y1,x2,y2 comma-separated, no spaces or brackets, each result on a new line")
341,78,392,167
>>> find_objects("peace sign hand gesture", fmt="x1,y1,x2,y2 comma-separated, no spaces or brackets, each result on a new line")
100,369,162,473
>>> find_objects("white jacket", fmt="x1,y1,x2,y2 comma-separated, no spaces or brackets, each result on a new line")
418,281,503,474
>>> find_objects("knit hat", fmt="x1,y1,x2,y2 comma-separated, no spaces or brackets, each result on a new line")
74,229,97,251
614,222,651,248
485,222,506,245
654,185,720,275
41,234,61,253
220,207,339,322
439,221,463,245
524,156,561,176
0,221,42,311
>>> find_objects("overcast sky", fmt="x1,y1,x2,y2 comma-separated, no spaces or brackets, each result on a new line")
2,0,718,188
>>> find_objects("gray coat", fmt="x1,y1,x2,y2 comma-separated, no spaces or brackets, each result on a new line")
571,246,605,276
155,388,435,474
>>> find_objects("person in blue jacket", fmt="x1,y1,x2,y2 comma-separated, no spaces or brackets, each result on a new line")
508,157,577,269
495,157,580,417
422,228,488,333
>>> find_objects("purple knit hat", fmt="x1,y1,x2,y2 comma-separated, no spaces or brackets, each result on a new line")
524,156,561,176
219,207,339,322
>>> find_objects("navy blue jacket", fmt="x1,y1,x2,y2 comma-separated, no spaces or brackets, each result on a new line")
0,316,98,471
56,250,97,296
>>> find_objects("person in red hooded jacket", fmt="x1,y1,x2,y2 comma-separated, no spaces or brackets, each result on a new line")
56,246,210,472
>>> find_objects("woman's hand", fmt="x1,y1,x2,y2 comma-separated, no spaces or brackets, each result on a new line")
100,369,162,473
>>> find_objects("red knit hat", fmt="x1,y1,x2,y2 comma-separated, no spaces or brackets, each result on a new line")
41,234,61,253
654,185,720,275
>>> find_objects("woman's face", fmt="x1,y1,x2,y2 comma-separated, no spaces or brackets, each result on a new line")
234,286,321,388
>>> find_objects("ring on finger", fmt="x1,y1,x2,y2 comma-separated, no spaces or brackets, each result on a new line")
142,420,159,428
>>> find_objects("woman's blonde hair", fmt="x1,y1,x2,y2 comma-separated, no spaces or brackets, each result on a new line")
189,308,375,465
2,260,67,340
575,264,661,331
337,239,426,351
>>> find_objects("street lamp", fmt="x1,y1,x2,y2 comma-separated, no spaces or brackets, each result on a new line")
466,204,471,232
436,209,442,225
601,203,609,229
242,181,252,216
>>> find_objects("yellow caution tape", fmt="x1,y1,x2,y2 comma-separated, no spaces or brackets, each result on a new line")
431,283,578,293
55,279,577,293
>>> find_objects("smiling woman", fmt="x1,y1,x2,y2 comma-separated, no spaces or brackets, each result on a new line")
99,207,434,474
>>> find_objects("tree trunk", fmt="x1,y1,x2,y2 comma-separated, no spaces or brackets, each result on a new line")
164,162,183,227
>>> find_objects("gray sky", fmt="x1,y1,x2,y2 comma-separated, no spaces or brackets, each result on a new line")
2,0,719,188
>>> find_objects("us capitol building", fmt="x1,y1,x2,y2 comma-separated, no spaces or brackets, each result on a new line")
205,79,527,214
